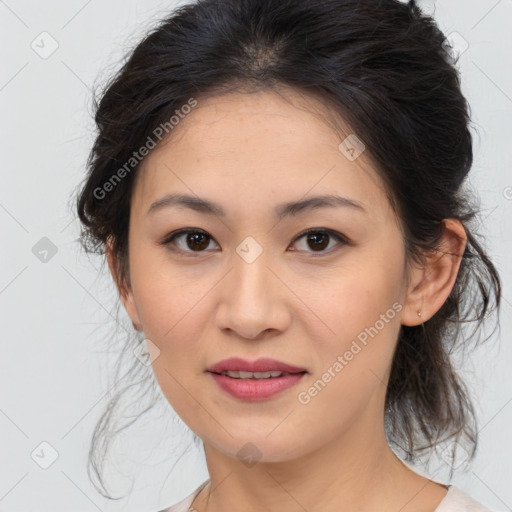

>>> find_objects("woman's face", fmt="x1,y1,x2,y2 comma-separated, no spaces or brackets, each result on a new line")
116,88,414,463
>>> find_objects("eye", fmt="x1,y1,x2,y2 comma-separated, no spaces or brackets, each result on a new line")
161,229,219,255
290,228,349,254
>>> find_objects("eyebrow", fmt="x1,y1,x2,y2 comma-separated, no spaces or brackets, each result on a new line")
146,193,366,219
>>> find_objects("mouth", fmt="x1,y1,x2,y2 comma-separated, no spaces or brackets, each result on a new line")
212,370,306,380
206,358,308,401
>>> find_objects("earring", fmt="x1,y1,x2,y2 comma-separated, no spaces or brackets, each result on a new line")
417,311,422,318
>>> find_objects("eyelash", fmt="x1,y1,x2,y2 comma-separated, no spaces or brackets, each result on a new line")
160,228,350,257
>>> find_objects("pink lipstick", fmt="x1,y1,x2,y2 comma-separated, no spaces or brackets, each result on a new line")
206,357,307,401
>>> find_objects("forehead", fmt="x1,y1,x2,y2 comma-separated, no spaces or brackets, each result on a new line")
132,88,391,219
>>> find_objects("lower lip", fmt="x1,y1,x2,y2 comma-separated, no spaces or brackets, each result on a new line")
208,372,306,401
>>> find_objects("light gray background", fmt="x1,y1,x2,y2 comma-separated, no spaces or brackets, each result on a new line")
1,0,511,511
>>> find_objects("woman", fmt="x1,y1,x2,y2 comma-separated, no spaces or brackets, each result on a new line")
76,0,502,510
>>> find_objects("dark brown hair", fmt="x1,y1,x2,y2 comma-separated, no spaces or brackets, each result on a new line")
75,0,501,498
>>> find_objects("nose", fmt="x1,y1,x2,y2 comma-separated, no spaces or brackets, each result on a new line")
214,246,292,340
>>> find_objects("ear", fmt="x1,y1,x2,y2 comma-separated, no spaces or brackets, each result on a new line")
105,236,143,331
401,219,467,326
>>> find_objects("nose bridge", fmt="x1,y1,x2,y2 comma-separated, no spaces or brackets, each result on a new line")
231,237,274,310
216,236,289,339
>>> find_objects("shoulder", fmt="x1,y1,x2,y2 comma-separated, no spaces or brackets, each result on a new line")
156,480,209,512
435,485,494,512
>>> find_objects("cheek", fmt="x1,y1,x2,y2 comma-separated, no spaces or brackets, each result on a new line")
302,253,404,379
130,264,214,421
129,241,209,334
292,275,402,439
128,250,217,387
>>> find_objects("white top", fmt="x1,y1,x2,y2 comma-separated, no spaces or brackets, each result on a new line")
158,480,494,512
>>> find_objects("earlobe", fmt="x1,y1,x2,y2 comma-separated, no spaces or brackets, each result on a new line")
401,219,467,327
105,236,143,332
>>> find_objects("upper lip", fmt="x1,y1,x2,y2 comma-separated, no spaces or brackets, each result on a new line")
207,357,307,374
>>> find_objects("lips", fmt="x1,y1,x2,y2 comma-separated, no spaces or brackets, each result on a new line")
206,358,308,400
207,357,307,375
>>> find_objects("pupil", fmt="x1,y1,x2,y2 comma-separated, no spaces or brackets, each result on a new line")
308,233,328,251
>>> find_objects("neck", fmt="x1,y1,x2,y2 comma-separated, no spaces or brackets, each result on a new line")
193,410,446,512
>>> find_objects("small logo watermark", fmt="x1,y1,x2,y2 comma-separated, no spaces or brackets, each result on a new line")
236,236,263,264
134,338,161,366
236,442,262,468
443,31,469,58
338,134,365,161
31,441,59,469
32,237,58,263
31,32,59,59
440,441,470,470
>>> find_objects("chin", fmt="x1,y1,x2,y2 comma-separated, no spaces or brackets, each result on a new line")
202,431,309,465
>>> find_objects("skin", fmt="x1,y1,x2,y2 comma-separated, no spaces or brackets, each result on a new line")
106,87,467,512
